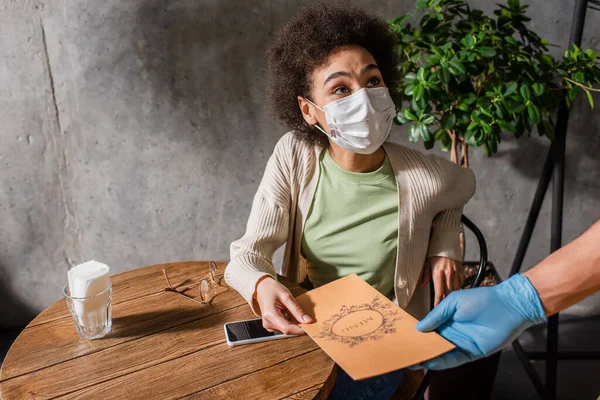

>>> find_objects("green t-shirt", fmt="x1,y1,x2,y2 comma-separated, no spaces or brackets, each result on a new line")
301,149,399,297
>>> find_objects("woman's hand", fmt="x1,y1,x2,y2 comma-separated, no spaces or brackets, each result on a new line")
254,276,313,335
421,256,465,307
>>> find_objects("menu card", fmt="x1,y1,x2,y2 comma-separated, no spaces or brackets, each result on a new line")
295,274,454,380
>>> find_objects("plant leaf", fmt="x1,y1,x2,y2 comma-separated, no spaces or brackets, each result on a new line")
585,49,596,61
462,35,475,49
412,97,427,114
541,54,555,68
448,59,466,76
482,122,493,134
439,130,451,151
537,121,546,137
465,130,478,147
572,71,585,83
512,103,526,114
488,138,498,155
458,103,470,112
396,111,409,124
423,115,436,125
504,82,518,96
414,84,425,101
477,47,496,57
434,128,447,141
494,104,504,118
440,67,451,84
404,109,418,121
427,55,441,66
568,85,580,101
480,107,494,118
463,93,478,105
585,89,594,109
520,84,531,101
419,124,432,141
585,49,597,60
441,112,457,129
408,124,420,142
527,104,541,125
532,83,545,96
498,120,516,132
543,119,555,140
416,0,429,9
404,72,418,83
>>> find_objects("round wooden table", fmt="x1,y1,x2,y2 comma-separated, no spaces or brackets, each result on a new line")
0,261,336,399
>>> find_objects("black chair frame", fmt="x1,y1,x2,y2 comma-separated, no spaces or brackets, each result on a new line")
413,215,488,400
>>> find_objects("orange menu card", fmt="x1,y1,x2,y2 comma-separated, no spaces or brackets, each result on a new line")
295,274,454,380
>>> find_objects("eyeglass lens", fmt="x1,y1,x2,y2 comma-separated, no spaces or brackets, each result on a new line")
200,279,214,303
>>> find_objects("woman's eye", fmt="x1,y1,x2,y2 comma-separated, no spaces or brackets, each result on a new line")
333,86,349,95
367,77,382,87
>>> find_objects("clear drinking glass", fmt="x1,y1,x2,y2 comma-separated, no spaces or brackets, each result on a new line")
63,281,112,339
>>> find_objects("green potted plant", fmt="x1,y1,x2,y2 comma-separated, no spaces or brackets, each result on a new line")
388,0,599,398
390,0,599,168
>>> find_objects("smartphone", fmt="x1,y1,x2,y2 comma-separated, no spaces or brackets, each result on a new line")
224,317,296,346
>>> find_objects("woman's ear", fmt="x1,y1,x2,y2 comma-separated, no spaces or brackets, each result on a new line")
297,96,319,125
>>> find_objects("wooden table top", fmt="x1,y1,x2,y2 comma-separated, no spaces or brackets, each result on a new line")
0,261,336,399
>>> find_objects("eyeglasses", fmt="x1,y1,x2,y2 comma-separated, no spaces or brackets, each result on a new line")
162,261,225,305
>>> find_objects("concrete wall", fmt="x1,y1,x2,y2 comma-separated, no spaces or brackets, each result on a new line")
1,0,599,328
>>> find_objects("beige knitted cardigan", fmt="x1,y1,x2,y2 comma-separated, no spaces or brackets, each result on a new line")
224,132,475,319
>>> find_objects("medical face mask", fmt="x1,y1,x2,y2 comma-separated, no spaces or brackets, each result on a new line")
305,87,396,154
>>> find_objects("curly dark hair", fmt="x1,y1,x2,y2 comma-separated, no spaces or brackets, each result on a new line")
266,3,398,146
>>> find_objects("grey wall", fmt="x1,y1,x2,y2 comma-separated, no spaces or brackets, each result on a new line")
1,0,599,328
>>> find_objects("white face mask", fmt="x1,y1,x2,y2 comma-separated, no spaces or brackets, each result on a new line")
305,87,396,154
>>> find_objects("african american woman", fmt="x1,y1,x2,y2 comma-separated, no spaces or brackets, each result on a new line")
225,4,475,399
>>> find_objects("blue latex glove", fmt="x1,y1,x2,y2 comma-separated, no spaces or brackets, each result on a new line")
411,274,547,370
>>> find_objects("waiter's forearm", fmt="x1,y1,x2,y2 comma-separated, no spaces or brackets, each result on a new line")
524,219,600,316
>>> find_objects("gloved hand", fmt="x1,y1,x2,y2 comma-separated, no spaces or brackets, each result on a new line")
411,274,547,370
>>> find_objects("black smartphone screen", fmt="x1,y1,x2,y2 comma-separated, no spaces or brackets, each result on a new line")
225,318,283,342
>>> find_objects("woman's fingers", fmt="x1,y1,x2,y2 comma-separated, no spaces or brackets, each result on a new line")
454,262,464,290
256,280,310,336
430,258,464,299
445,265,455,294
433,268,445,307
263,310,305,335
280,322,306,336
281,293,313,324
450,260,464,290
263,324,277,333
419,260,431,288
